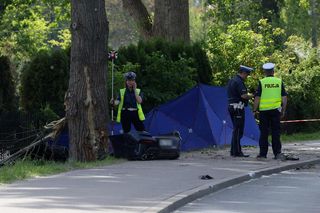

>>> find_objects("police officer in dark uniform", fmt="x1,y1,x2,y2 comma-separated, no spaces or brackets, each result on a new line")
111,71,145,133
253,63,287,159
227,65,254,157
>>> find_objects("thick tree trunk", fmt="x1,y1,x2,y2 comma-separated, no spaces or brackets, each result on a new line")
122,0,190,43
122,0,153,39
67,0,109,162
261,0,280,22
0,56,15,112
311,0,318,48
153,0,190,42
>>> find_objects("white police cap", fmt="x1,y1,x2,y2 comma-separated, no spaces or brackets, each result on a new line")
239,65,253,73
262,63,275,70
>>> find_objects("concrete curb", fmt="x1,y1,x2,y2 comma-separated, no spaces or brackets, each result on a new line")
145,158,320,213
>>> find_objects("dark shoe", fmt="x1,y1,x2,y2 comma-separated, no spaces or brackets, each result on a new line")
274,153,286,161
286,155,299,161
274,153,300,161
200,175,214,180
256,155,267,160
234,152,250,157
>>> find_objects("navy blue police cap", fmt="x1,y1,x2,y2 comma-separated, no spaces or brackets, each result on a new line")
262,63,275,71
124,71,136,80
239,65,253,73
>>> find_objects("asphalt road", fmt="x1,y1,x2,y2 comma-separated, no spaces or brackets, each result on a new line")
176,164,320,213
1,142,320,213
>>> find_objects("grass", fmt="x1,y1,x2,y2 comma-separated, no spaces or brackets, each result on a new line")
0,156,124,184
281,131,320,143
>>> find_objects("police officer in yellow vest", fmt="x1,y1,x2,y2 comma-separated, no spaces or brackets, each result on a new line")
112,71,145,133
253,63,287,159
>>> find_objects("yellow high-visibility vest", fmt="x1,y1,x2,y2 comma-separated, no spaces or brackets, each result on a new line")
116,88,145,122
259,77,282,111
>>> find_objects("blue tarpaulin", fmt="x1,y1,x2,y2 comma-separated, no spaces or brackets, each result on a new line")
63,84,259,152
142,84,259,151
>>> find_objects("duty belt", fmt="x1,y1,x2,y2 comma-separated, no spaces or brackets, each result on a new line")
229,102,244,110
122,108,137,111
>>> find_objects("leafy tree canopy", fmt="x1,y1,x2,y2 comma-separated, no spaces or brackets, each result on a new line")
205,19,285,87
0,0,70,61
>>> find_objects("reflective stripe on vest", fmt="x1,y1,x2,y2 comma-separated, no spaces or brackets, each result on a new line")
116,88,145,122
259,77,282,111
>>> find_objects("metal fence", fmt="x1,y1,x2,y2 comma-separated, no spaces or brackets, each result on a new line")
0,111,44,161
0,112,69,166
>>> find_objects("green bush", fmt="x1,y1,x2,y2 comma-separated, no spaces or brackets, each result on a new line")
271,36,320,132
112,39,210,112
117,39,211,84
0,56,16,112
139,52,196,111
205,20,284,88
20,49,69,116
205,19,320,133
39,104,60,124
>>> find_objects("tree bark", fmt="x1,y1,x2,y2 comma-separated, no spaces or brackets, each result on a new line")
153,0,190,42
67,0,109,162
122,0,153,39
122,0,190,43
0,56,15,112
261,0,280,22
311,0,318,48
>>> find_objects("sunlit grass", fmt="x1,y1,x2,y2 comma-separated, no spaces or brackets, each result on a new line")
0,156,123,184
281,131,320,143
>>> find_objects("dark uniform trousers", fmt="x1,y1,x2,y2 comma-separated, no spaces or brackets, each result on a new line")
259,109,281,157
121,110,145,133
228,106,245,156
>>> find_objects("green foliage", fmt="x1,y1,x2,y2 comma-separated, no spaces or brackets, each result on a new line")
205,16,320,132
281,131,320,142
204,0,319,46
271,36,320,132
0,0,70,61
20,49,69,116
0,0,13,18
205,20,284,88
279,0,313,39
191,42,212,84
139,52,196,111
113,39,210,111
0,56,16,112
206,0,263,30
48,28,71,50
257,19,286,51
39,104,59,123
0,1,49,59
190,3,210,42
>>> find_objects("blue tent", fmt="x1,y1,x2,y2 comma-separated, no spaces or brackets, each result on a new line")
60,84,259,152
143,84,259,151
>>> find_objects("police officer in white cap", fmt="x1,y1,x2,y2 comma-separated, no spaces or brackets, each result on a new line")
227,65,254,157
253,63,287,159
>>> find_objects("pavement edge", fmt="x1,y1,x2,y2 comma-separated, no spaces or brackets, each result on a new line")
145,158,320,213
